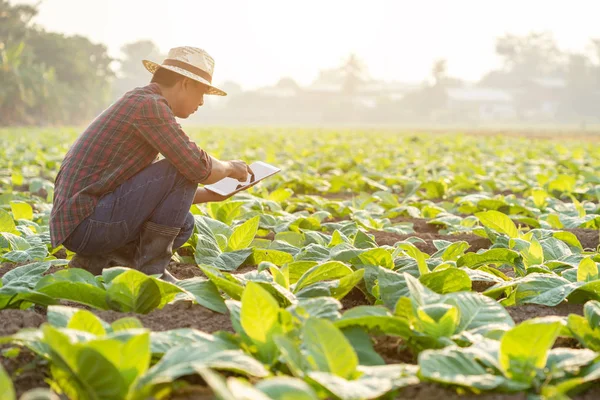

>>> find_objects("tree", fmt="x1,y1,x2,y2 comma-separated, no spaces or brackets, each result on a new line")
112,40,165,98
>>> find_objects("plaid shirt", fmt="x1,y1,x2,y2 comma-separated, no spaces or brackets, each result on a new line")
50,83,212,247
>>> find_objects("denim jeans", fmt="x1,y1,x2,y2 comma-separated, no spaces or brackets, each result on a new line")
63,159,197,256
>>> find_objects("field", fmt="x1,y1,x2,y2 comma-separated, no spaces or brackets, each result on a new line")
1,127,600,400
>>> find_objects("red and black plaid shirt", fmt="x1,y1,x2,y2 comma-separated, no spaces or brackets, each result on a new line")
50,83,212,247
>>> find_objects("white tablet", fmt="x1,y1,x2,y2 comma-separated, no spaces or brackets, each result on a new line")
204,161,281,196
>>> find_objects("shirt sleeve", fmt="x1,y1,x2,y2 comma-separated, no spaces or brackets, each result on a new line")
133,96,213,184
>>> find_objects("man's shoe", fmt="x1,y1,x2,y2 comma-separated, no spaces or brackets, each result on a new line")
133,221,180,277
68,254,111,275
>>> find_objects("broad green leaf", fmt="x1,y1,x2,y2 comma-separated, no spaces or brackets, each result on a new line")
106,269,162,314
177,277,228,314
357,248,393,269
287,261,318,284
294,261,353,292
256,377,319,400
419,346,511,390
0,209,19,235
334,306,410,337
417,304,460,338
553,231,583,252
303,318,358,379
521,237,543,268
457,248,520,268
10,201,33,221
445,291,514,332
36,269,109,310
250,248,294,266
577,257,599,282
275,231,305,247
567,314,600,352
228,216,260,251
241,282,281,363
420,268,471,294
476,210,519,238
67,310,107,336
2,245,48,263
0,364,15,400
499,320,562,383
342,327,385,366
441,241,470,261
330,269,365,300
397,243,429,276
199,265,244,300
42,325,129,399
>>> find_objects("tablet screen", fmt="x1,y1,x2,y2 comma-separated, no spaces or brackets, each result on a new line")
204,161,280,196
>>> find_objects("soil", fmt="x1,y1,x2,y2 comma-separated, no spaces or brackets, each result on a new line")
373,335,416,364
94,301,234,333
567,229,599,251
506,302,583,325
370,230,491,255
390,217,441,234
0,347,49,397
340,287,370,309
397,384,527,400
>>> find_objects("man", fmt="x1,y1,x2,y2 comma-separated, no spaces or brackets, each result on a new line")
49,46,252,283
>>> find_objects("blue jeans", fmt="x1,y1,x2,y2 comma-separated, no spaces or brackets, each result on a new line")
63,159,197,256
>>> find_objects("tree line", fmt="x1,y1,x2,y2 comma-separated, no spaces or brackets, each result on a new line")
2,0,600,126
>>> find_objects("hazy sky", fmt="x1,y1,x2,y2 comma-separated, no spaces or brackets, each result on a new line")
13,0,600,89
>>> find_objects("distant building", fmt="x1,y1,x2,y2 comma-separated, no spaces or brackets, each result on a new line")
446,87,516,120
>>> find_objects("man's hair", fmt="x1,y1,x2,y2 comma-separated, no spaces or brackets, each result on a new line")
151,68,186,87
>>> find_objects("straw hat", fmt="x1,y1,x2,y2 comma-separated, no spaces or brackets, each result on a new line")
143,46,227,96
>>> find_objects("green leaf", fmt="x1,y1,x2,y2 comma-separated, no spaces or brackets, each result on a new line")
358,248,393,269
287,261,319,284
417,304,460,338
241,282,281,363
499,319,562,383
0,364,15,400
445,291,514,332
441,241,470,261
567,314,600,352
457,248,520,268
521,237,544,268
397,243,429,276
42,325,129,399
228,216,260,251
250,248,294,266
420,268,471,294
0,209,19,235
199,265,244,300
334,306,411,337
419,346,510,390
330,269,365,300
2,245,48,263
10,201,33,221
303,317,358,379
106,269,162,314
295,261,353,292
476,210,519,238
577,257,599,282
177,277,228,314
256,377,319,400
275,231,305,247
67,310,107,336
36,269,109,310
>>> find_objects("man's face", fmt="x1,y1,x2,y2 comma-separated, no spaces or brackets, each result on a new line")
173,79,207,118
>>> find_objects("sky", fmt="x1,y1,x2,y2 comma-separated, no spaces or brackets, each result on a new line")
12,0,600,90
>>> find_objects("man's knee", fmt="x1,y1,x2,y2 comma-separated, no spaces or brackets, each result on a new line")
152,159,194,188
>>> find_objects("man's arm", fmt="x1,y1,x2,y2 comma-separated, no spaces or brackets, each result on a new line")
134,97,251,184
192,187,231,204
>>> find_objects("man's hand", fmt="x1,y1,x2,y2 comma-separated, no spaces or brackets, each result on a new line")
193,187,233,204
227,160,254,182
